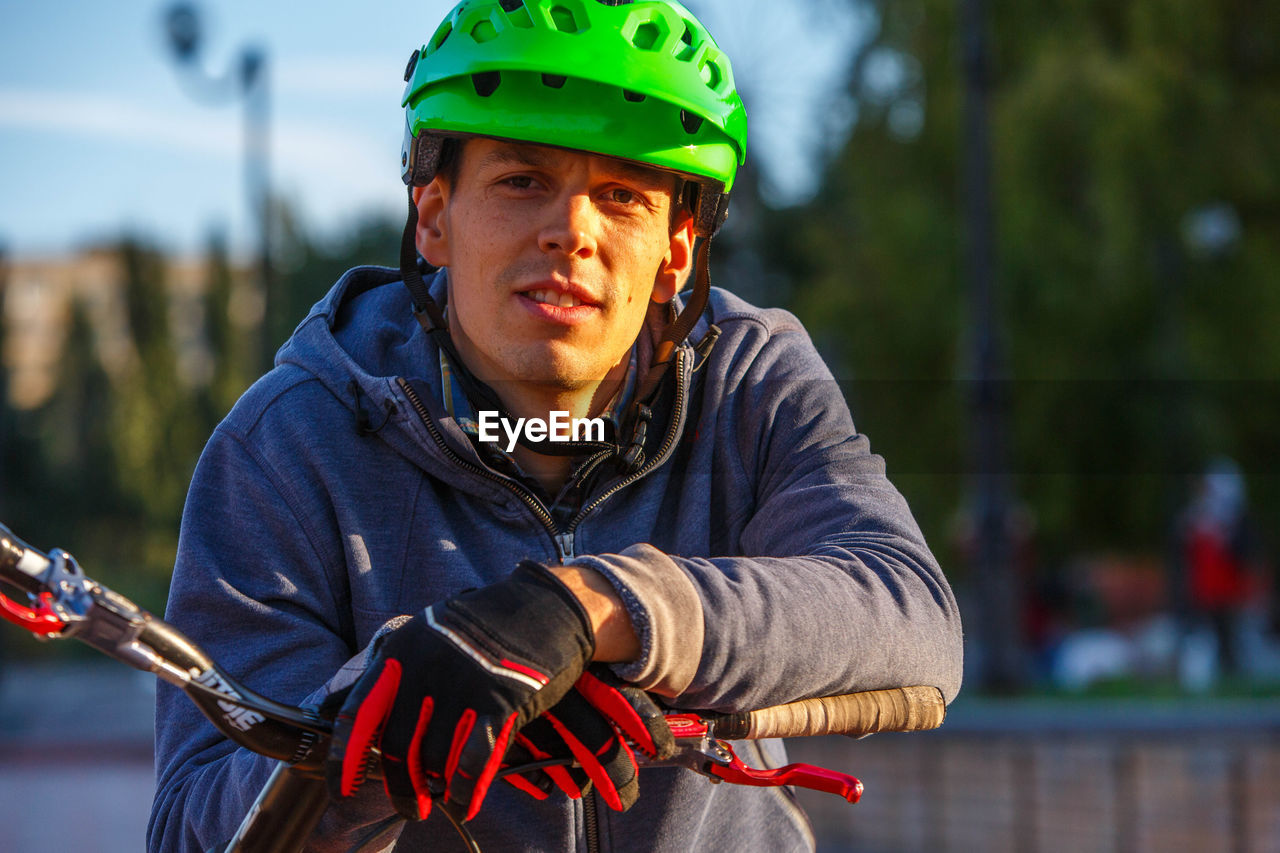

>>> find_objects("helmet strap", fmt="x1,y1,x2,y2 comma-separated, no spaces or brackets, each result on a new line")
614,237,716,473
634,237,712,402
400,187,447,329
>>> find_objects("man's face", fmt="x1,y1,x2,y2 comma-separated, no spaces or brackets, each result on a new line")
415,138,694,397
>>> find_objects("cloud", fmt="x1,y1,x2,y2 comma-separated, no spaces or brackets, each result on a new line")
275,56,402,101
0,89,240,159
273,118,390,200
0,87,388,198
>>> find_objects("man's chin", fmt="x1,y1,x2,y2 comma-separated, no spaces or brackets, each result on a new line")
487,360,599,394
499,346,608,390
498,372,595,393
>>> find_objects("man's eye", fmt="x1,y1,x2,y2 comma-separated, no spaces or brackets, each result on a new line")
503,175,536,189
608,188,637,205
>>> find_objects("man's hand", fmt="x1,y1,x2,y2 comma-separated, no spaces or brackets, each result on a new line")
503,667,675,811
325,561,595,822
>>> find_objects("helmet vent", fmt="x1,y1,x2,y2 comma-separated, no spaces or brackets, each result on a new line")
700,60,722,90
499,0,523,10
676,20,698,61
542,73,567,89
622,89,646,103
470,19,498,42
549,6,582,33
595,0,634,6
631,21,661,50
426,22,452,55
679,109,703,135
472,71,502,97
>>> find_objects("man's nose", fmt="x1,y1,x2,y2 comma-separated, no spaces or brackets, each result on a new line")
538,192,598,259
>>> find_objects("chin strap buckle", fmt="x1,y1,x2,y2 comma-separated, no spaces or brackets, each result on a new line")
691,324,721,373
619,403,652,473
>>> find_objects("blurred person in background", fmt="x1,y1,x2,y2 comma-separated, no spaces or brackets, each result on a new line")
1182,457,1264,679
147,2,963,851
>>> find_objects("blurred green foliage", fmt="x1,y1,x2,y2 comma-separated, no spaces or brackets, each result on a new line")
759,0,1280,577
0,211,402,622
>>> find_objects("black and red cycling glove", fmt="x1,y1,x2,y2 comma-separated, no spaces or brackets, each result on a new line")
503,667,675,811
326,561,594,822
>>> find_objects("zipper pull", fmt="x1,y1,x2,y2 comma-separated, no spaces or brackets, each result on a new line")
691,323,722,373
555,532,576,562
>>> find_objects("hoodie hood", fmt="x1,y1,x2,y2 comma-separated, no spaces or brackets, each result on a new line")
276,265,432,410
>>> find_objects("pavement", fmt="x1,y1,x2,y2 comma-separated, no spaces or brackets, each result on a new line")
0,661,156,853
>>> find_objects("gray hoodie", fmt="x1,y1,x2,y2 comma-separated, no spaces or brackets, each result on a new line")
149,266,962,852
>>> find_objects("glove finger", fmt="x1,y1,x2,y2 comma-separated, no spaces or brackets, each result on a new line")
543,695,639,812
380,695,437,821
581,728,640,812
512,719,593,799
499,740,554,801
448,711,521,821
501,767,553,800
327,658,403,802
575,667,675,760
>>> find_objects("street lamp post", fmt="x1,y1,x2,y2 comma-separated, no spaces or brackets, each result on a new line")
162,4,274,375
958,0,1023,690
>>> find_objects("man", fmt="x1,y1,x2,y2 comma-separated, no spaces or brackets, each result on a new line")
149,1,963,851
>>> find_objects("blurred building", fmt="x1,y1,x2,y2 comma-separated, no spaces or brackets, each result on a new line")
2,250,249,411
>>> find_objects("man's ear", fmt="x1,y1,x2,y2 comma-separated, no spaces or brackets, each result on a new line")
652,212,695,304
413,180,449,267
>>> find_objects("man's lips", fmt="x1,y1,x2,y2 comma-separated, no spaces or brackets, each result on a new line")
515,280,601,310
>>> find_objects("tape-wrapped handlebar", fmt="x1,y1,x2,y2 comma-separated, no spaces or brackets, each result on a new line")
741,686,946,740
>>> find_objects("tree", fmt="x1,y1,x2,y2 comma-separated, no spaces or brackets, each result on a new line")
764,0,1280,588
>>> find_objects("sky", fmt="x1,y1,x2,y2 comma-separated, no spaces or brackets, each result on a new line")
0,0,867,259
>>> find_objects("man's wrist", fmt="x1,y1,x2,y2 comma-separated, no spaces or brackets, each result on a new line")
549,565,640,663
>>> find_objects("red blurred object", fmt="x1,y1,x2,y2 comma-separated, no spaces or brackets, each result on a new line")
0,589,65,634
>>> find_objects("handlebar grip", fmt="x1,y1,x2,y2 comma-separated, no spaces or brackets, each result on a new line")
0,524,53,595
720,686,947,740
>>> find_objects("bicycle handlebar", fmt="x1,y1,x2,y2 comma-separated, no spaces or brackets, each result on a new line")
0,522,948,851
0,524,331,769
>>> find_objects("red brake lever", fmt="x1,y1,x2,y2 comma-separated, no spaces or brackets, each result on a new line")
0,590,65,635
660,713,864,803
705,741,863,803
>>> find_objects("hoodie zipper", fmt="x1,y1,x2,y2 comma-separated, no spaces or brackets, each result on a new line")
584,790,601,853
397,378,567,558
567,349,689,534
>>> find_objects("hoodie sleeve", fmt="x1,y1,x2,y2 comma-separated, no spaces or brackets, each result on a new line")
571,311,963,714
147,422,402,853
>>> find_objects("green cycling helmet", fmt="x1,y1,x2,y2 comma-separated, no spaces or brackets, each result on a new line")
400,0,748,237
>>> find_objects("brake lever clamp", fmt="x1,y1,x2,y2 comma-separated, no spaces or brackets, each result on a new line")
20,549,191,683
0,549,104,638
35,549,95,630
0,548,95,635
